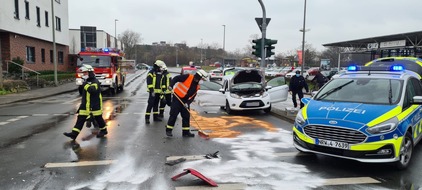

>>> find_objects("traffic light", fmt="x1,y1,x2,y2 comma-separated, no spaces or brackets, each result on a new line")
265,38,277,58
252,38,263,58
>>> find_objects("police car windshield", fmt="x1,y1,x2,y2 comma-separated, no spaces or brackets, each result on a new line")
315,78,402,104
77,56,111,67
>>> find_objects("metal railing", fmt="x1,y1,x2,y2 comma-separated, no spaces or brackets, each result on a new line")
6,60,41,87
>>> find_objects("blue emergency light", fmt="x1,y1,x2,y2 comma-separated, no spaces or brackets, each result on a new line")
104,48,110,52
390,65,404,71
347,65,357,71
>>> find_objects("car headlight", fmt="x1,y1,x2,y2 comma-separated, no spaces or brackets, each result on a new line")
295,110,306,126
230,93,241,99
262,92,269,98
366,117,398,134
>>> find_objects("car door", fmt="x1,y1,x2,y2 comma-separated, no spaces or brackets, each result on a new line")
195,81,226,106
267,77,289,103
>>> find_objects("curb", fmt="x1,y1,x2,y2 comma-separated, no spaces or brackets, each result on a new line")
270,108,296,124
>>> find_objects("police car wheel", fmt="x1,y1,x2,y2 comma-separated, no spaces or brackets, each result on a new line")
396,131,413,170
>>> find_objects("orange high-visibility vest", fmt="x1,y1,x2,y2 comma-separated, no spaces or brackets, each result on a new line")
174,74,200,100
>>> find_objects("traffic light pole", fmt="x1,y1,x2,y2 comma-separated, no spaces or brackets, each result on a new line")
258,0,266,69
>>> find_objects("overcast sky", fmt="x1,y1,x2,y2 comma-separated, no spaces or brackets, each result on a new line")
68,0,422,54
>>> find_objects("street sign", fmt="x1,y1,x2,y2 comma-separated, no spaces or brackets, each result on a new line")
255,17,271,32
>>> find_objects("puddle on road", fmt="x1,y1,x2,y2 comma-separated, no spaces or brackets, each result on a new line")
102,99,131,122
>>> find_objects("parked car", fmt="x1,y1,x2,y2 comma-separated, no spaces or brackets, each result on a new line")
195,69,289,114
275,67,294,77
208,69,223,80
180,66,197,75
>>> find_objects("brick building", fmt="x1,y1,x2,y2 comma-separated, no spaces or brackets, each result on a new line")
0,0,70,72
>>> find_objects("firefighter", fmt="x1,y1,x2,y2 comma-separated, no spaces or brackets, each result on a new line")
165,69,209,137
64,64,107,140
145,60,166,124
158,65,172,118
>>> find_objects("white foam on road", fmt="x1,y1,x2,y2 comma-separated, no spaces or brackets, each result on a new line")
175,129,324,190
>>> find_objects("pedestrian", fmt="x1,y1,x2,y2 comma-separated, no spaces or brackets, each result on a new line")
289,70,309,109
165,69,209,137
189,61,195,68
145,60,166,124
64,64,107,140
158,65,172,118
311,70,327,90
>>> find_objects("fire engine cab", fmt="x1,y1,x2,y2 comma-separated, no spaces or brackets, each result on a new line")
76,47,125,95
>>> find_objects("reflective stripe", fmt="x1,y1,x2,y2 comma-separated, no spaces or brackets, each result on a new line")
182,127,190,130
167,125,174,129
160,108,165,110
293,127,314,144
146,112,151,115
302,104,308,120
100,127,107,130
72,128,81,133
367,106,401,127
153,112,159,114
397,105,419,121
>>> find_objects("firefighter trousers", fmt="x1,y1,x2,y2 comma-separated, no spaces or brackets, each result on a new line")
70,114,106,137
159,94,172,115
166,96,190,132
146,92,160,119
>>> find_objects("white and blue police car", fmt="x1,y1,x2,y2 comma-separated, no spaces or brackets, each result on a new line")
293,63,422,169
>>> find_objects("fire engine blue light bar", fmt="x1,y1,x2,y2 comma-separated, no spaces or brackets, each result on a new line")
347,65,357,71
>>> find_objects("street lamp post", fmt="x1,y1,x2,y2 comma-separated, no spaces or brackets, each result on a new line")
222,24,226,69
300,0,307,76
51,0,58,86
200,38,203,65
114,19,118,48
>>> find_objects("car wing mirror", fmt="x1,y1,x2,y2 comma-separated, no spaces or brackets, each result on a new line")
219,88,225,94
412,96,422,104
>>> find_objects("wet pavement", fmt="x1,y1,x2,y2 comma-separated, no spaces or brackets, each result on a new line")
0,71,308,123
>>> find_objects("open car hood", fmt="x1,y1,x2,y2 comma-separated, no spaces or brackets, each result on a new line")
231,69,265,85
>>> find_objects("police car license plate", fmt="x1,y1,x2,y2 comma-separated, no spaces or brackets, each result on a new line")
317,139,349,150
246,102,260,107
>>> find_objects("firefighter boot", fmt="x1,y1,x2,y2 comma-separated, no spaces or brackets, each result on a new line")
63,132,78,140
96,129,108,138
153,115,162,122
145,115,150,124
158,110,164,118
166,128,173,137
182,130,195,137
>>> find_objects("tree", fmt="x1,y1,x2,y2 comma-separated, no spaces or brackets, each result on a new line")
120,30,141,59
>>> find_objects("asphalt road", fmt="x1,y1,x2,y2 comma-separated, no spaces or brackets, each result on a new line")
0,70,420,190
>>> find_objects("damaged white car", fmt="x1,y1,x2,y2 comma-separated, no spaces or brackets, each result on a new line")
196,69,289,114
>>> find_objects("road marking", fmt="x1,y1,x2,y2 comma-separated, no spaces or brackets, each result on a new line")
62,97,81,104
323,177,380,185
53,114,70,116
32,114,50,116
16,116,29,119
7,118,20,122
273,152,309,157
0,122,9,125
44,160,117,168
175,183,246,190
166,155,207,162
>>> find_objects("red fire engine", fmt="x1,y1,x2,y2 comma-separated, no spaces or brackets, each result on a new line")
75,47,125,95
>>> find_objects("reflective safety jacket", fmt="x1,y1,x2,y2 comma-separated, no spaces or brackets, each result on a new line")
78,78,103,116
161,71,171,94
172,74,200,102
146,70,163,93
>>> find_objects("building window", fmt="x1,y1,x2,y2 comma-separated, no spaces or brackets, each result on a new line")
45,11,49,27
25,1,29,20
36,7,40,27
14,0,19,19
41,49,45,63
26,46,35,63
50,50,53,63
58,51,63,64
55,17,61,31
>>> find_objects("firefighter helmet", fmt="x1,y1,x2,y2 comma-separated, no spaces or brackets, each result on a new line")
79,64,94,72
196,69,209,80
154,60,166,69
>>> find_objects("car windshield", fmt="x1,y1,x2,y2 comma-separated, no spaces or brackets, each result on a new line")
231,82,262,92
77,56,111,67
314,78,402,104
224,68,244,76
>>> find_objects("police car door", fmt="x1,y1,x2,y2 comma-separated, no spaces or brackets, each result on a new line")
267,77,289,103
195,81,226,107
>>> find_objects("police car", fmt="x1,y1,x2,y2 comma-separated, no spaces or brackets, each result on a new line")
293,63,422,169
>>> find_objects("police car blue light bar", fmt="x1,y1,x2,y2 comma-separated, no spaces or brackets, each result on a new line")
391,65,404,71
346,65,405,72
347,65,357,71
